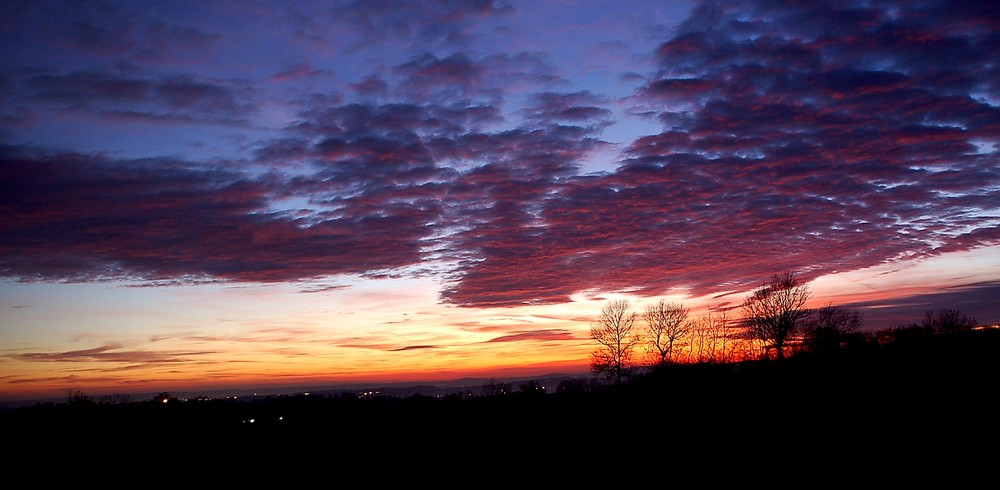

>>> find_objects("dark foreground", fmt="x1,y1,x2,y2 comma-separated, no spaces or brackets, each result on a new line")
3,329,998,471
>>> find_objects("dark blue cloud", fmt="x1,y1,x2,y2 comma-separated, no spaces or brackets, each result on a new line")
22,69,255,125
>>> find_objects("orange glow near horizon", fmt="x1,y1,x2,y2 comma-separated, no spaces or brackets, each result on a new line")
1,276,597,401
2,246,998,402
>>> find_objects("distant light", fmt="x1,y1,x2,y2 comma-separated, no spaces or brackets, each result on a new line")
278,416,283,421
162,398,168,404
249,418,255,423
304,392,309,396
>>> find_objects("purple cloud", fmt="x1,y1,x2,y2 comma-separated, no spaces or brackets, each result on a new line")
438,0,1000,306
0,145,436,283
1,0,997,315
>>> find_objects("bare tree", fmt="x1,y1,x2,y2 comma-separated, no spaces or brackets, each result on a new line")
643,300,691,366
689,315,707,363
741,272,812,360
591,299,641,384
67,390,93,406
696,307,732,363
921,308,978,332
803,303,862,353
481,378,511,397
731,334,766,363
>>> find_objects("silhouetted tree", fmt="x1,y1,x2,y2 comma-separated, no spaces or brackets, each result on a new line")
741,272,811,360
67,390,93,406
643,300,691,366
591,299,641,384
691,307,732,363
803,303,863,354
443,391,474,401
518,380,546,395
921,309,978,333
480,378,510,397
888,322,934,339
152,392,175,404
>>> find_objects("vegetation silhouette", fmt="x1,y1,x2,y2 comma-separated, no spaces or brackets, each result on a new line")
2,307,997,463
642,299,692,366
740,271,812,360
590,298,642,384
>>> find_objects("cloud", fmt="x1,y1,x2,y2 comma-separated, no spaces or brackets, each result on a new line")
23,69,255,125
270,63,329,82
166,327,320,346
395,53,485,101
4,1,219,63
10,343,216,364
2,0,997,311
388,345,438,351
0,145,435,283
335,340,441,352
845,281,1000,329
383,51,565,106
6,89,493,283
439,0,1000,306
326,0,513,49
299,283,352,293
486,329,578,343
9,374,124,385
519,91,614,128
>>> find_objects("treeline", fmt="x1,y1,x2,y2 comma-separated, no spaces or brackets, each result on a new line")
589,271,986,384
1,324,996,461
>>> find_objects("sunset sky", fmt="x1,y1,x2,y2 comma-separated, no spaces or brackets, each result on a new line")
2,0,999,402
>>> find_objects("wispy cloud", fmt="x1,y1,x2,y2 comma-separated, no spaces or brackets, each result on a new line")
10,343,216,364
846,281,1000,328
24,69,255,125
486,329,579,343
388,345,438,351
18,0,219,63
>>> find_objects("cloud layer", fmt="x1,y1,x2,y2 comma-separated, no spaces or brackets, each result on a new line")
2,0,998,307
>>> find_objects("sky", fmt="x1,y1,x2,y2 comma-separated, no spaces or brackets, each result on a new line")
2,0,999,402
